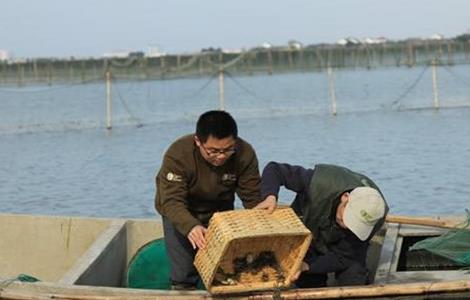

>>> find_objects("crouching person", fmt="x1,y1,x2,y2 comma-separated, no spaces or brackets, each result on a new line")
155,111,275,290
261,162,388,287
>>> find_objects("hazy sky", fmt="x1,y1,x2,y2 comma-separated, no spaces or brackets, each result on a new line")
2,0,469,58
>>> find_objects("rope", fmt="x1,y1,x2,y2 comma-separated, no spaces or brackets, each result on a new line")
0,76,103,93
177,70,218,101
224,70,270,103
111,77,144,128
111,72,218,125
204,51,249,70
443,65,470,86
167,55,200,72
107,57,138,68
109,55,201,81
388,66,429,108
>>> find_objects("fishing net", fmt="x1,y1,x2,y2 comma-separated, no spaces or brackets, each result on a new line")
410,211,470,266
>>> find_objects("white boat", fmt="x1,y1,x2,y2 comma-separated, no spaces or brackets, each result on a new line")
1,213,470,299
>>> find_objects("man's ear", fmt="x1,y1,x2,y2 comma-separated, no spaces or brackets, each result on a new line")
340,192,350,204
194,135,201,147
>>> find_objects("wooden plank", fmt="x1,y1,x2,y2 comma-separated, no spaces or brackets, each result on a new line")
373,223,399,284
389,231,403,274
386,215,463,229
385,270,470,284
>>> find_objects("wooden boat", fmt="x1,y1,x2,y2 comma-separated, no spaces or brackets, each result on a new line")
1,213,470,299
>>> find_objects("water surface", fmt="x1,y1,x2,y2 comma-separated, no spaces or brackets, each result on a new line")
1,66,469,218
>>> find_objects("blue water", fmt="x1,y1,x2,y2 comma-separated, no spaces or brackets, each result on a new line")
1,65,470,218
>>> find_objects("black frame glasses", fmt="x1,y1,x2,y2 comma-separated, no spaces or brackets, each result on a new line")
199,143,236,157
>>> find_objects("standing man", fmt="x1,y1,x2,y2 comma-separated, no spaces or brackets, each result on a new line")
261,162,388,288
155,110,275,290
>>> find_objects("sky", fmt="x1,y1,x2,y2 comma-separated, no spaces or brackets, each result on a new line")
1,0,469,59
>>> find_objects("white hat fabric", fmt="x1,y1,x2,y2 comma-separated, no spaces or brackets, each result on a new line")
343,187,385,241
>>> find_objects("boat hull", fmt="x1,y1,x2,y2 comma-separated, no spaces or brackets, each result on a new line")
1,213,470,299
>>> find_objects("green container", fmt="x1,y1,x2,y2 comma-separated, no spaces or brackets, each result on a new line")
126,238,171,289
126,238,205,290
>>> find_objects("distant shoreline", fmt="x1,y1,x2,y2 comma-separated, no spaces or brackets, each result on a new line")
1,39,470,86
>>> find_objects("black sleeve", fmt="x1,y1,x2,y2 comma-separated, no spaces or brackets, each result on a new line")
305,231,368,274
306,251,348,274
260,161,314,199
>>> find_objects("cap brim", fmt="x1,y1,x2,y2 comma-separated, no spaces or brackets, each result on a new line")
343,203,374,241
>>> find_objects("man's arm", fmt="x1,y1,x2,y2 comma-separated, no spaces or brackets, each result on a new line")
235,143,262,209
292,251,347,280
261,161,314,200
155,154,200,236
305,251,348,274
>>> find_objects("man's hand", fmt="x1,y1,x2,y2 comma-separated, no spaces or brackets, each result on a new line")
187,225,207,250
291,261,310,281
253,195,277,214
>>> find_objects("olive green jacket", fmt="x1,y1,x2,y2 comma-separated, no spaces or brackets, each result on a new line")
302,164,389,255
155,134,261,236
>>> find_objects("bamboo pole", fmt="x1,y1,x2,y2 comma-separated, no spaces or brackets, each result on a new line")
431,59,440,110
16,62,23,87
105,71,112,130
160,56,166,79
69,61,74,82
80,60,86,83
48,62,53,86
33,60,38,82
406,43,414,67
218,68,225,111
0,289,208,300
298,48,304,71
0,62,3,84
176,55,181,69
386,214,462,229
250,279,470,299
245,52,253,76
365,45,372,69
6,280,469,300
267,49,273,75
198,55,203,76
327,67,337,116
314,49,324,70
287,49,293,69
3,279,470,300
447,41,453,65
142,57,149,80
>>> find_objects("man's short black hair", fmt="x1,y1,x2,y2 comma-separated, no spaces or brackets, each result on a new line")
196,110,238,143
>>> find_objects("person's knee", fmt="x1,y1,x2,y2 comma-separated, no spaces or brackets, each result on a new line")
336,262,368,286
162,218,201,287
295,272,327,288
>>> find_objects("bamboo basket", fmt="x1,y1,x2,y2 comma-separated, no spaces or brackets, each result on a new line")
194,208,312,294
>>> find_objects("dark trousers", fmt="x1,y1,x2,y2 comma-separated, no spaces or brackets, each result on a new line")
162,217,200,288
296,251,369,288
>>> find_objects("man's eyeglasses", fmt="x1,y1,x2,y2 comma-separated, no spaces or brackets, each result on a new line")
200,143,236,157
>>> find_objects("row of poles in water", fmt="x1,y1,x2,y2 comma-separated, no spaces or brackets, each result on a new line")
104,61,442,130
